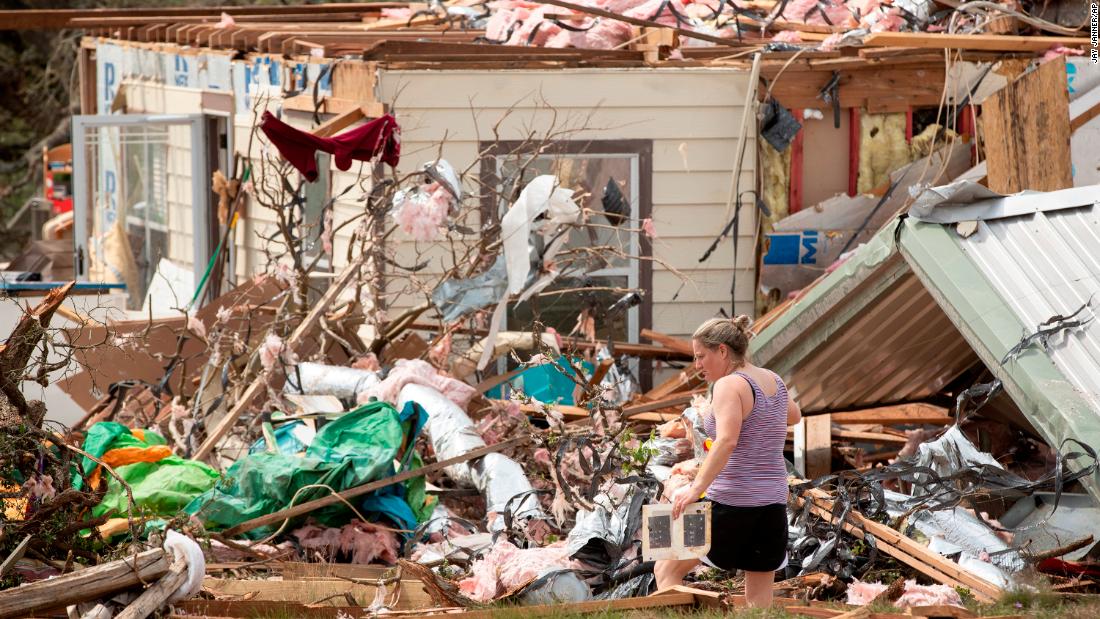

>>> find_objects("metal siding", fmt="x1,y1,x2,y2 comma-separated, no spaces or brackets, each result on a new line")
957,203,1100,413
787,271,979,412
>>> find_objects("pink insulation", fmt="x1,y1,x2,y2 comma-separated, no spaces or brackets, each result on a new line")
358,358,478,408
846,579,964,608
662,457,700,499
292,519,400,565
845,580,888,605
657,418,687,439
781,0,856,28
894,581,964,608
458,540,579,602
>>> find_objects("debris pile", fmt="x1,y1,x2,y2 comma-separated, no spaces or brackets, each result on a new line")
0,4,1098,617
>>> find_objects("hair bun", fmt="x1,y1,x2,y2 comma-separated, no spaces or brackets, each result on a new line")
731,315,753,332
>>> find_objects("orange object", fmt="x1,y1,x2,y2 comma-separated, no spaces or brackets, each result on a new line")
87,445,172,490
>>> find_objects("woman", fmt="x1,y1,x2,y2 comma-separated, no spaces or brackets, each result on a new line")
653,316,802,607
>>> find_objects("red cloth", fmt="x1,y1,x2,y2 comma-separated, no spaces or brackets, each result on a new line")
260,111,400,182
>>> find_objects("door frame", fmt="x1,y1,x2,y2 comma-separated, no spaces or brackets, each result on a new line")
71,113,211,296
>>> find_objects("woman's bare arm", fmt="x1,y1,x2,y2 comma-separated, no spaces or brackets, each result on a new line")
786,392,802,426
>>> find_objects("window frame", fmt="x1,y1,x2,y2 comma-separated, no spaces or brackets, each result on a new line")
478,139,654,388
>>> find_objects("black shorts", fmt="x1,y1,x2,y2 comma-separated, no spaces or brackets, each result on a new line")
704,501,788,572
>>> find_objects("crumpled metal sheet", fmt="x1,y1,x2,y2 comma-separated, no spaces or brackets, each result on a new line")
397,383,546,531
424,159,462,202
431,255,509,323
883,489,1023,578
645,437,688,466
565,487,632,560
912,425,1005,492
518,570,592,604
284,362,379,399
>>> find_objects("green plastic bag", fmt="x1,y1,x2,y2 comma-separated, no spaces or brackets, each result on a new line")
77,422,219,518
93,456,220,519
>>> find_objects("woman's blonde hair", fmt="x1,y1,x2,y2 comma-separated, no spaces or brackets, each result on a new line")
693,315,753,359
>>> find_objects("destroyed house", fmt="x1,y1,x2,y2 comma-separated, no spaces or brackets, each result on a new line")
65,12,1079,380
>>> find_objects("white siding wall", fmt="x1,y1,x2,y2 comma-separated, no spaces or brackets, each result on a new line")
378,68,757,339
111,53,758,339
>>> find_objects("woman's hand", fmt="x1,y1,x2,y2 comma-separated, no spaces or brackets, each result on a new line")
671,484,701,520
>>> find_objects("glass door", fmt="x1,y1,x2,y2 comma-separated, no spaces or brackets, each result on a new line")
72,115,210,311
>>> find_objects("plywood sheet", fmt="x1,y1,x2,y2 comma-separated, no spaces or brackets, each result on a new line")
982,57,1072,193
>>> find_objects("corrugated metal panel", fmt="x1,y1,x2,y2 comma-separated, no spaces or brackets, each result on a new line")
954,202,1100,413
788,271,979,412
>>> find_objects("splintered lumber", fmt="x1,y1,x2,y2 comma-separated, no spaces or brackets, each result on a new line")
643,369,704,401
829,403,952,425
640,329,693,355
0,4,407,29
982,57,1072,193
531,0,741,46
0,535,30,579
202,576,435,609
194,256,366,460
804,414,832,479
177,591,696,619
621,393,698,418
832,429,909,444
0,548,168,619
861,32,1091,52
1028,535,1095,561
0,281,74,428
115,558,190,619
222,435,527,536
802,492,1003,602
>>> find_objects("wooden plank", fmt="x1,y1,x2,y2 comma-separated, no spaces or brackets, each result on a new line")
0,549,168,619
116,558,190,619
642,369,703,401
828,403,951,425
982,57,1072,193
640,328,693,355
177,591,695,619
221,435,528,536
202,577,434,609
806,493,1003,601
332,60,377,103
0,4,406,29
862,32,1091,52
194,254,368,460
805,413,831,479
530,0,748,47
622,393,697,418
1069,77,1100,132
832,429,910,444
280,562,390,580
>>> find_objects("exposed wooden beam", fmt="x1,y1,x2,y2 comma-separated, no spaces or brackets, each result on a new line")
0,4,408,30
862,31,1091,52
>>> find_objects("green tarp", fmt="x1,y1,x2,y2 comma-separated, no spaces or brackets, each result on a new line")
185,400,431,538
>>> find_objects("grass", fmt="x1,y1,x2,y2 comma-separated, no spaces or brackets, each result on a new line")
241,596,1100,619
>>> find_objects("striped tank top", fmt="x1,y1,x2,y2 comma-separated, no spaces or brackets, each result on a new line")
702,371,789,507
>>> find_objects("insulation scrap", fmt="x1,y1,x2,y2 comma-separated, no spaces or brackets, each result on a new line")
457,539,579,602
846,579,964,608
392,182,454,242
358,358,478,408
292,519,401,565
